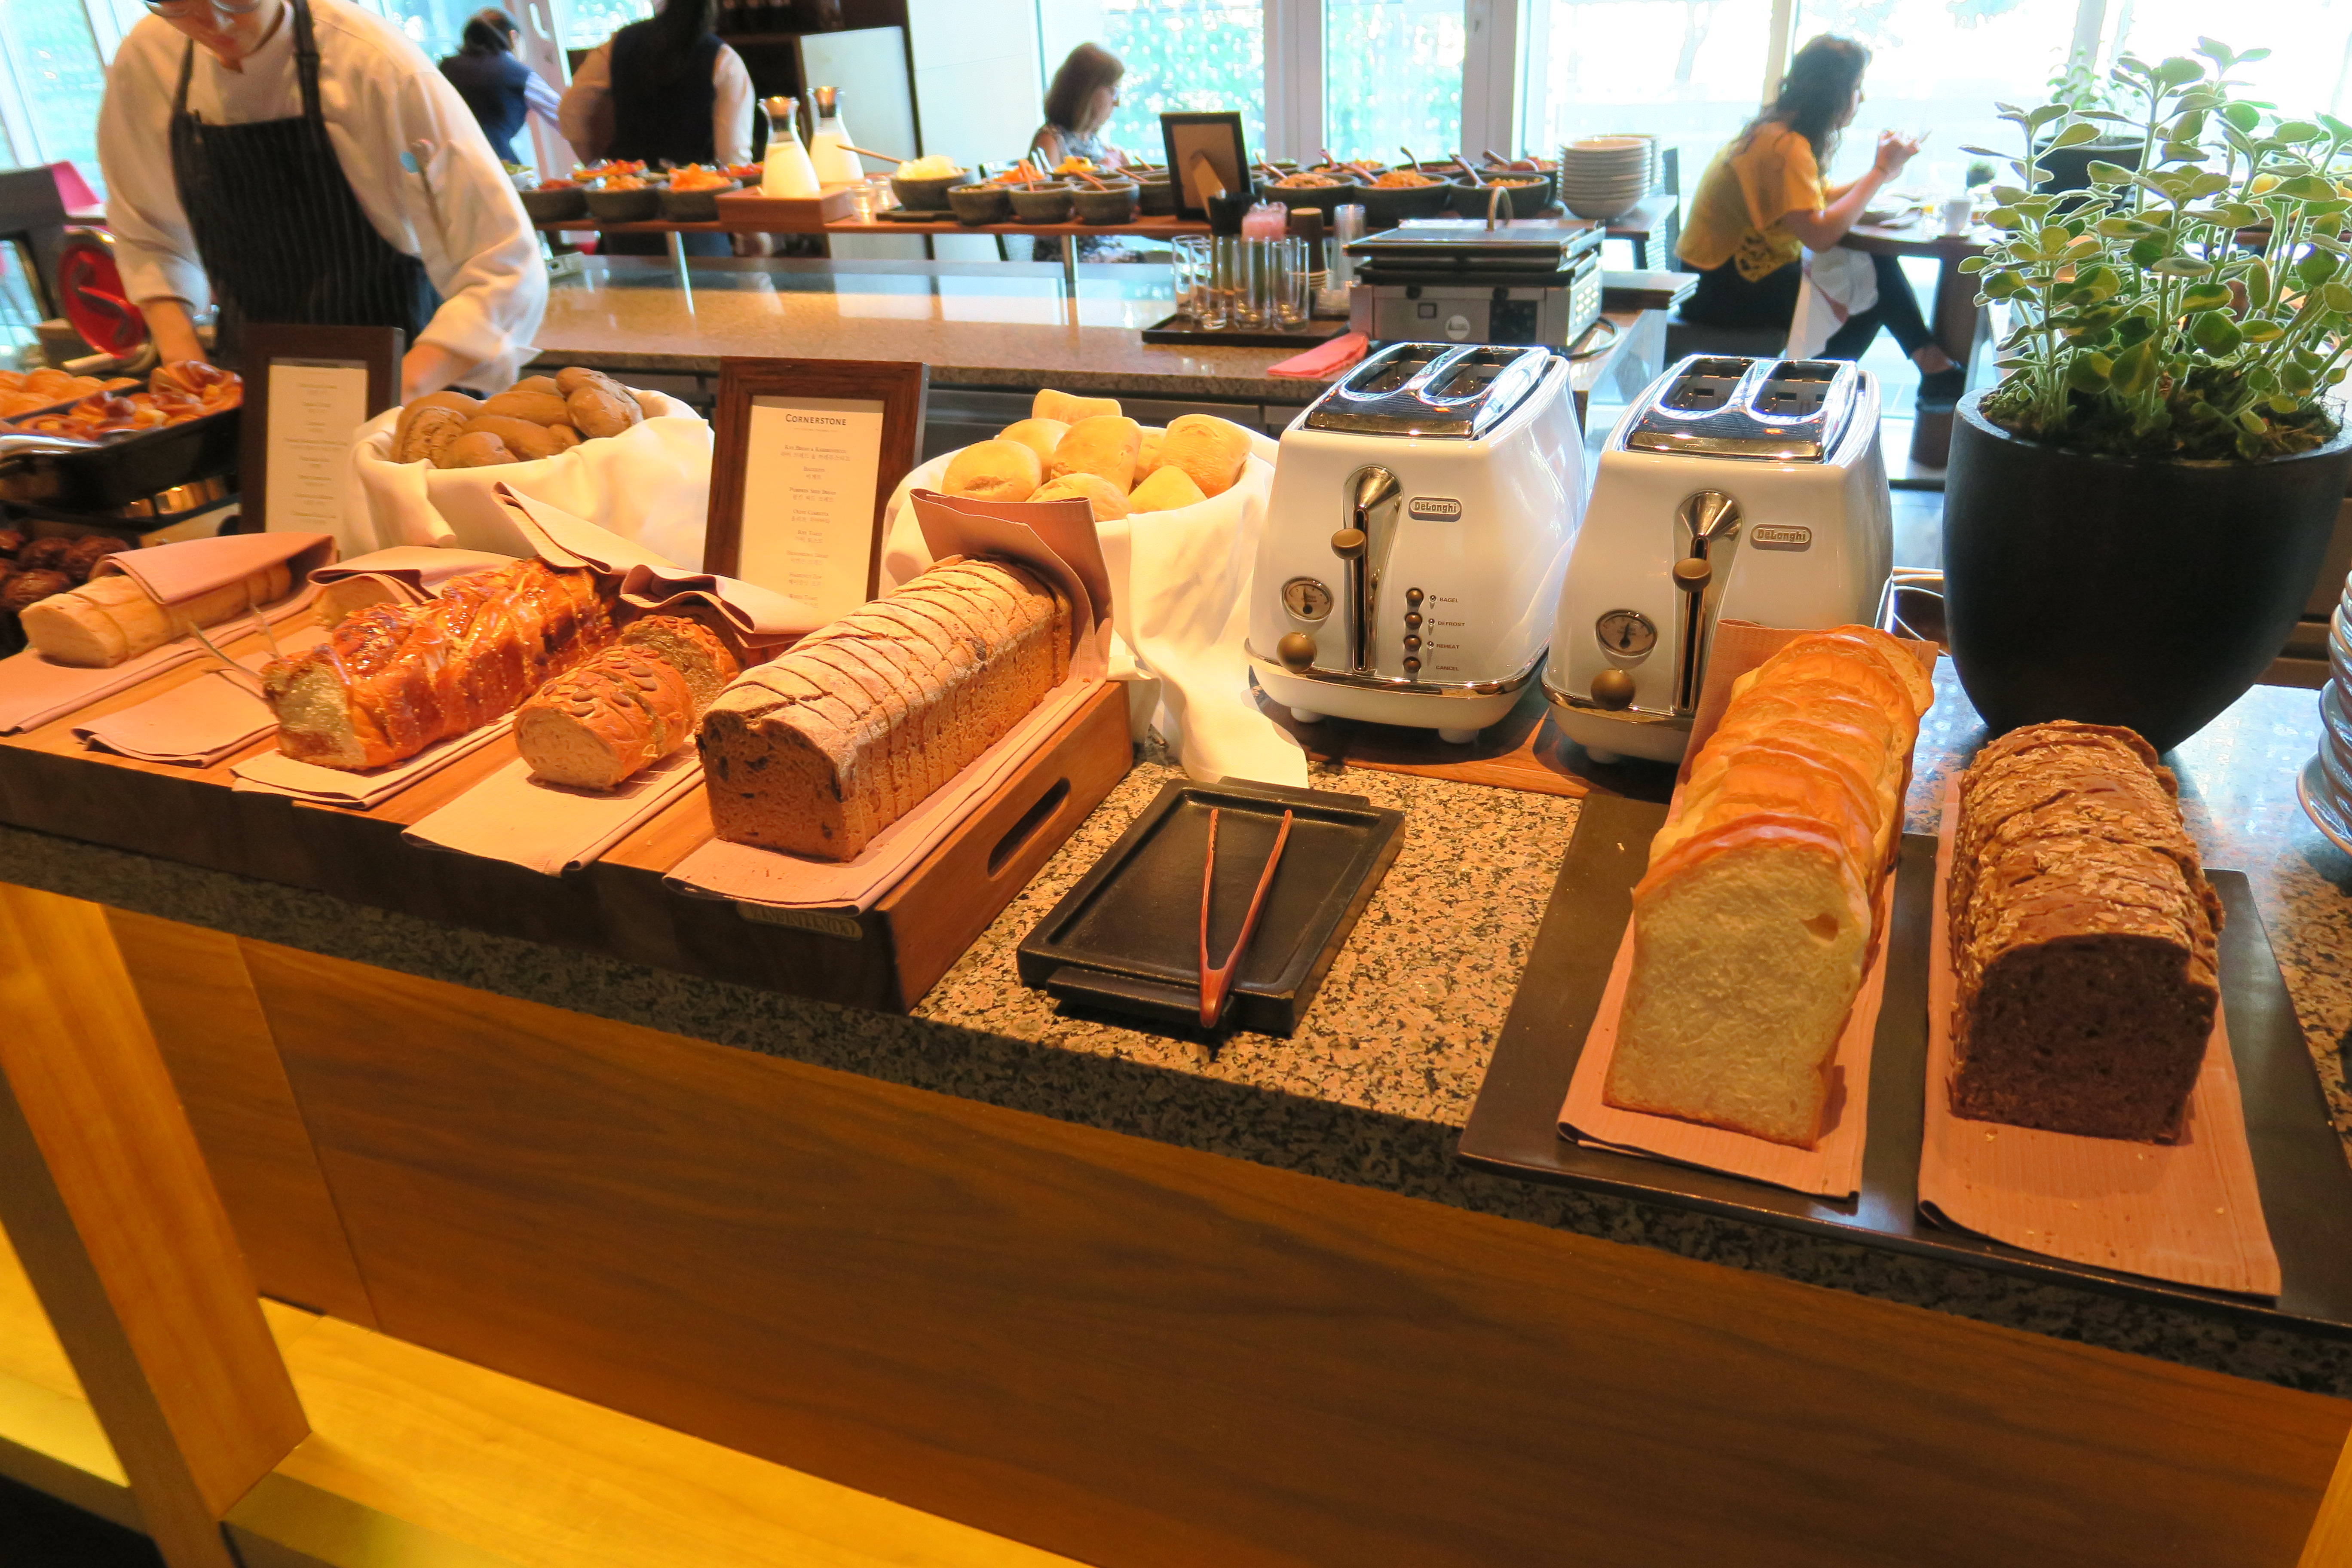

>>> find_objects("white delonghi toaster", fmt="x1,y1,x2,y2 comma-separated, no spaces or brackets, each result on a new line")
1544,354,1893,765
1248,342,1586,743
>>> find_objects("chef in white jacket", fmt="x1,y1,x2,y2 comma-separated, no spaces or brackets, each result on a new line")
98,0,547,398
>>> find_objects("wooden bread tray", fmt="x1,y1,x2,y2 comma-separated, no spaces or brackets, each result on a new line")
712,186,861,225
0,630,1134,1014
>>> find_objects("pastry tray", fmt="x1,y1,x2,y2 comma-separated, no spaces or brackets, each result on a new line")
1455,793,2352,1335
1139,313,1353,350
0,405,241,511
1016,778,1403,1036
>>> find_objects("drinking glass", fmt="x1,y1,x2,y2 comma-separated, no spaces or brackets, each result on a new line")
1271,237,1309,327
1330,203,1367,289
1199,236,1238,329
1171,235,1210,321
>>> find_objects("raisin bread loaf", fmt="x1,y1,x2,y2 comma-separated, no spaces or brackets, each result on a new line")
514,616,739,789
21,562,292,668
698,556,1072,861
263,559,612,770
1604,627,1933,1147
1946,720,2221,1141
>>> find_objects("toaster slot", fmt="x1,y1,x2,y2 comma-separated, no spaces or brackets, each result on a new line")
1658,358,1753,413
1751,360,1841,420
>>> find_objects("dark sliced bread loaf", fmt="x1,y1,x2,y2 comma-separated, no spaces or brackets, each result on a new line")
1947,720,2221,1141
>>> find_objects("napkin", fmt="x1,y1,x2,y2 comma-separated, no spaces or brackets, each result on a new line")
230,719,514,808
402,749,705,876
71,625,327,766
1267,332,1368,378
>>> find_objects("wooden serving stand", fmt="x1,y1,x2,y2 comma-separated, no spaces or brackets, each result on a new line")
0,612,1134,1014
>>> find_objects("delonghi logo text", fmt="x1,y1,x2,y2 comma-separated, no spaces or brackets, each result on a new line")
1750,524,1812,551
1408,496,1463,521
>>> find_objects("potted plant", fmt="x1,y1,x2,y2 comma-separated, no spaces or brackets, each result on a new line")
1942,39,2352,750
2034,57,2144,193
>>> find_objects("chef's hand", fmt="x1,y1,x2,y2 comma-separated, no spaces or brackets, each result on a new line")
1874,131,1922,180
401,342,470,402
139,298,208,368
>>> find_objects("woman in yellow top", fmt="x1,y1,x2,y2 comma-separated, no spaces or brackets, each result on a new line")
1677,35,1963,407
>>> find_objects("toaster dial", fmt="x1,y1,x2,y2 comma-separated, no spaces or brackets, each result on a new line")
1596,609,1657,660
1281,577,1335,622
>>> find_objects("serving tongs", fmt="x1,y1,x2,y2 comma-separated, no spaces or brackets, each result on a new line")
1197,806,1294,1029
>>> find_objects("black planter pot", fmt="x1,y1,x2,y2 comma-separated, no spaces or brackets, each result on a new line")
2036,138,2142,195
1942,392,2352,751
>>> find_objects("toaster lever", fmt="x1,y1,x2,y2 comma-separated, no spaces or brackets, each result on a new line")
1672,491,1742,714
1336,466,1401,675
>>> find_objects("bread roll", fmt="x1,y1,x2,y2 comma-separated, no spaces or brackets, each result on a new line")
478,390,573,426
21,564,293,668
996,418,1069,464
565,380,642,440
392,390,479,459
59,536,130,583
545,423,582,452
1032,472,1132,520
441,431,516,469
1136,427,1164,478
1049,416,1143,492
395,404,470,466
511,374,563,398
1154,415,1253,498
459,414,568,461
1127,465,1208,512
555,366,625,398
1602,626,1930,1147
17,538,71,573
0,570,67,616
1033,388,1121,424
942,439,1042,502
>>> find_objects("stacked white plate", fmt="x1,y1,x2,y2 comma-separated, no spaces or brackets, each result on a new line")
2297,568,2352,854
1595,131,1663,196
1557,137,1652,221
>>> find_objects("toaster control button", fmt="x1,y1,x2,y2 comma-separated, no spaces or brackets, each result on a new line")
1405,612,1422,629
1590,668,1636,709
1406,587,1424,606
1404,634,1421,652
1596,609,1657,658
1403,657,1422,675
1276,632,1319,671
1281,577,1334,622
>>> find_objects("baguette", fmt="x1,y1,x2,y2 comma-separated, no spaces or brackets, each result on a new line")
263,559,612,770
514,616,740,789
1603,626,1930,1146
21,564,293,668
1945,720,2220,1141
698,556,1071,860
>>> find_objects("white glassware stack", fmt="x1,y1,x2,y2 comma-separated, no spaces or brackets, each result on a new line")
1556,137,1653,221
2297,567,2352,853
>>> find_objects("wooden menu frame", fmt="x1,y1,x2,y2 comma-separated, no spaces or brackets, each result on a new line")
236,322,403,534
1161,111,1254,219
704,357,928,616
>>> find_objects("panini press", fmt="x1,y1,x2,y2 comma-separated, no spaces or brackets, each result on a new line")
1346,218,1605,351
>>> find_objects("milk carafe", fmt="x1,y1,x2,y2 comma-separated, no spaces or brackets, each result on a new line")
760,96,820,197
807,86,860,186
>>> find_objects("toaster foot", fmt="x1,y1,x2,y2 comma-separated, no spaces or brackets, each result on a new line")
1436,725,1479,745
1289,706,1327,725
1585,746,1624,765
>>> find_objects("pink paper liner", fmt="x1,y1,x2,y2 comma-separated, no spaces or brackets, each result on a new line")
1552,622,1941,1199
1920,784,2281,1298
71,625,325,766
0,582,322,735
229,717,513,808
1558,873,1893,1198
403,748,706,877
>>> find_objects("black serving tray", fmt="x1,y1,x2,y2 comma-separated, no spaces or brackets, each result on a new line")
0,405,242,512
1139,312,1352,350
1017,778,1403,1036
877,205,954,222
1457,793,2352,1335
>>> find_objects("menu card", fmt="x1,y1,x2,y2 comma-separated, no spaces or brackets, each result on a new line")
735,393,887,625
263,358,371,534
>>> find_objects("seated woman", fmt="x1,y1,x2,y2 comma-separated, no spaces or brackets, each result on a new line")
1676,34,1964,408
1031,43,1131,262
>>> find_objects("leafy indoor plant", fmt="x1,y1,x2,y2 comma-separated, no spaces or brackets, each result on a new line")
1940,39,2352,750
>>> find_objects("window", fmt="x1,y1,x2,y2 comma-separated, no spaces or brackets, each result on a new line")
2105,2,2352,118
1793,0,2082,188
1037,0,1268,156
377,0,495,59
1323,0,1464,161
566,0,657,51
0,0,108,193
1523,0,1776,178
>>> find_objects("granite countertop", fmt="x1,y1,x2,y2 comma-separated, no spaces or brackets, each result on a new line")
4,660,2349,1391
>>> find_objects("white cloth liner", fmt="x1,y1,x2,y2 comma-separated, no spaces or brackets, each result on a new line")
879,428,1309,790
341,388,711,568
1785,245,1880,362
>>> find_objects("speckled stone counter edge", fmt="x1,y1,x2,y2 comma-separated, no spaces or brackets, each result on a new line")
8,818,2350,1396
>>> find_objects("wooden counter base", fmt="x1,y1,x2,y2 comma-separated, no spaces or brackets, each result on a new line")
93,903,2352,1568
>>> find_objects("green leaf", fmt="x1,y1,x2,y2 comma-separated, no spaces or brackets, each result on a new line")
2061,235,2104,263
2221,102,2263,131
2028,104,2071,130
2299,248,2343,286
2154,56,2207,88
1981,272,2026,300
2149,254,2211,276
1984,205,2023,228
2324,280,2352,312
2066,356,2111,391
1990,184,2030,204
2269,393,2301,413
2242,319,2286,343
1958,145,2005,158
2046,121,2104,150
2269,173,2340,199
2191,311,2244,352
2248,257,2275,309
2185,170,2233,199
2095,215,2153,236
2112,338,2161,396
2276,119,2325,144
2130,236,2168,266
2085,160,2137,185
2180,281,2233,310
2283,362,2317,395
2239,407,2270,434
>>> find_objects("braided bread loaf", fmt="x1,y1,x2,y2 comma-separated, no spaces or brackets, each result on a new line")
698,556,1072,861
514,616,738,789
1946,720,2221,1141
1603,626,1934,1147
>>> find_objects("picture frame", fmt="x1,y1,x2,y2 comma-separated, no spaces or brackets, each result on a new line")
1161,111,1254,219
704,357,929,624
236,323,405,535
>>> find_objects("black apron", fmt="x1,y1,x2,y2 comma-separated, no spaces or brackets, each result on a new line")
170,0,438,363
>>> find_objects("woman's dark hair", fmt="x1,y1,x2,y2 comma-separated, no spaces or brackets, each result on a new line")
1043,43,1124,134
637,0,720,83
460,9,517,54
1746,34,1870,161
